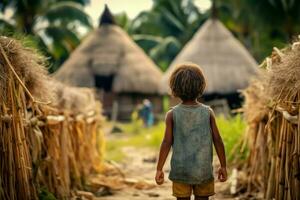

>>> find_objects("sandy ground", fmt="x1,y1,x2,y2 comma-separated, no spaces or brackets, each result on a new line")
95,146,234,200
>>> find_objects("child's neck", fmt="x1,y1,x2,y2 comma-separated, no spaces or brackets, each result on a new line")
181,99,200,106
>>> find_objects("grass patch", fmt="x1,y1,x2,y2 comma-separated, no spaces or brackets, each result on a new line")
215,115,246,161
113,122,165,147
105,115,246,162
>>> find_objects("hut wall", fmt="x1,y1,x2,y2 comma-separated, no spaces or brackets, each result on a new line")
97,89,116,116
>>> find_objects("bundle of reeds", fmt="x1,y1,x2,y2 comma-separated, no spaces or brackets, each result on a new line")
0,36,104,199
241,38,300,199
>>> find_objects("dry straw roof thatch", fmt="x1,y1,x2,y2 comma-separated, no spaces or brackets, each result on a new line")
55,6,163,94
0,36,104,199
0,36,99,114
0,36,52,102
161,19,258,95
239,38,300,200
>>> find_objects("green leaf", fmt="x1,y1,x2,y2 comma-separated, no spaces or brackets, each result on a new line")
0,0,11,12
149,36,181,60
115,12,131,32
42,26,80,50
132,34,163,43
43,1,92,28
132,34,163,52
63,0,90,6
0,19,15,33
158,6,185,31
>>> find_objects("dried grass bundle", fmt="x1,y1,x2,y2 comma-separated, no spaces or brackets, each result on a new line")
0,36,104,200
0,36,54,103
0,36,39,200
242,78,268,124
49,81,98,114
240,38,300,199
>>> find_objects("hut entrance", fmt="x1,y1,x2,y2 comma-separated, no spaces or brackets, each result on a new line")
94,74,116,117
94,74,114,92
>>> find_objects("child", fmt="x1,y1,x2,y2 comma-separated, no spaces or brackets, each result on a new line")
155,63,227,200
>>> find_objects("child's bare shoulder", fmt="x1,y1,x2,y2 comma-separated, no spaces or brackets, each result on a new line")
165,109,173,119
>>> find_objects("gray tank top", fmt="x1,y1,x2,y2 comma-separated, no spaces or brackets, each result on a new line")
169,104,214,184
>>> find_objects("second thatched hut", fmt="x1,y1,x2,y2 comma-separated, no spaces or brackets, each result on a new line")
161,16,258,113
55,6,163,120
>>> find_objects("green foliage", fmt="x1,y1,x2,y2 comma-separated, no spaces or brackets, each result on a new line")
217,0,300,62
114,12,132,32
215,114,246,161
0,0,92,72
38,187,57,200
115,0,300,69
127,110,144,134
2,0,299,73
162,95,170,113
43,2,92,27
105,142,125,162
115,0,207,71
0,19,14,32
106,115,246,163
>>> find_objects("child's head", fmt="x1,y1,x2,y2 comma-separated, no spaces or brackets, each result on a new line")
169,63,206,101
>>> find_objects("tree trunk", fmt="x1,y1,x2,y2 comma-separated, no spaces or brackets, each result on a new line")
22,11,34,34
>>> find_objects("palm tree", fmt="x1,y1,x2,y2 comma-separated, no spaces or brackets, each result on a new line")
0,0,92,72
246,0,300,39
114,0,207,71
216,0,300,61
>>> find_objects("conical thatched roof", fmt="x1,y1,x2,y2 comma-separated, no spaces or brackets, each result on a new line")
54,7,162,94
161,19,258,95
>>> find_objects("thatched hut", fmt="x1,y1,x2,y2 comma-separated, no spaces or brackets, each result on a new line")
161,16,258,111
55,6,163,120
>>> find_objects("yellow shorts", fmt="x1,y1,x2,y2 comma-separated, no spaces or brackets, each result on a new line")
172,180,215,197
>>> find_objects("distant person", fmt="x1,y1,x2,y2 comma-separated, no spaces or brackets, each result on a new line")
155,63,227,200
139,99,154,127
136,103,143,119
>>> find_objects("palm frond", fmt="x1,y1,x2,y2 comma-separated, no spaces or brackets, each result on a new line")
0,19,15,33
0,0,11,12
132,34,164,52
158,6,185,31
43,1,92,27
63,0,90,6
132,34,163,43
41,26,81,52
115,12,131,32
149,36,181,61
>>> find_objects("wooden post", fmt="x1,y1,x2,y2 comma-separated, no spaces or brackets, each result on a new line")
111,100,118,122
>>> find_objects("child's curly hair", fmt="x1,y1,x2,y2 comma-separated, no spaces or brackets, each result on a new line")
169,63,206,101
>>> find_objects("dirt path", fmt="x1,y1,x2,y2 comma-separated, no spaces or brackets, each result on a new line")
95,146,234,200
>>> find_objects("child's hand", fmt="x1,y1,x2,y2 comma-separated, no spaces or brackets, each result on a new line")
218,167,227,182
155,170,164,185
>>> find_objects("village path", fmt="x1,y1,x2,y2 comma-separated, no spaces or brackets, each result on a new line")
95,144,235,200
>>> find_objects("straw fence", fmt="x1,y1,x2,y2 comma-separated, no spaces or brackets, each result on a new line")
0,37,104,199
241,38,300,199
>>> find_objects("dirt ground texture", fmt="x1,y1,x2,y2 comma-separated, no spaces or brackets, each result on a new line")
95,146,235,200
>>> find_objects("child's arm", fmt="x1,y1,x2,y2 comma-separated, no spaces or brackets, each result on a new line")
209,109,227,182
155,110,173,185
